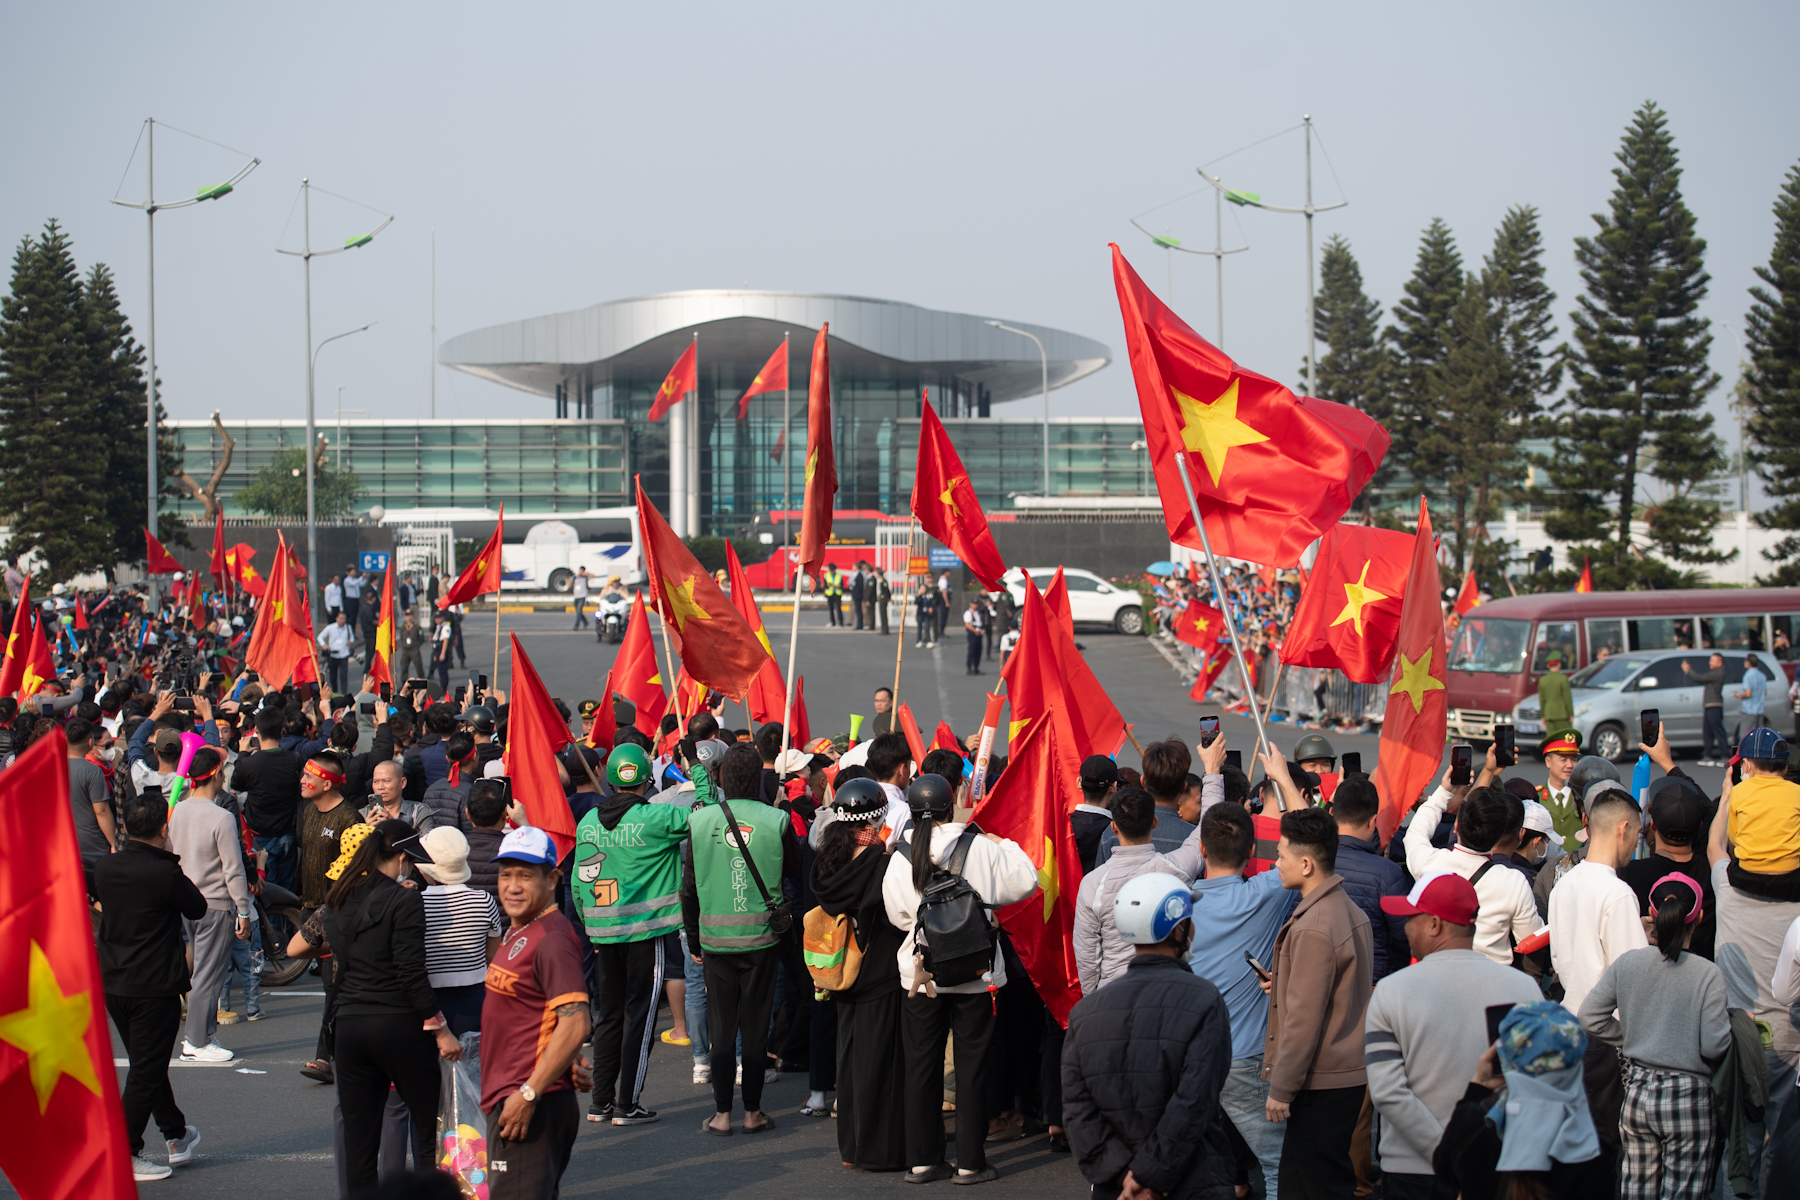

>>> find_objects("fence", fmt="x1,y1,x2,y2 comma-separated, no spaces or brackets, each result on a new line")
1166,635,1389,728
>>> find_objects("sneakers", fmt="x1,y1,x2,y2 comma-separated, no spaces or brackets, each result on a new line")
244,1009,264,1022
693,1061,711,1085
587,1102,616,1124
180,1039,234,1063
612,1104,659,1126
166,1125,201,1166
660,1029,691,1047
215,1008,241,1025
132,1156,172,1182
732,1063,777,1084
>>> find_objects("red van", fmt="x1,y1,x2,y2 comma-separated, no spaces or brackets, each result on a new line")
1443,588,1800,743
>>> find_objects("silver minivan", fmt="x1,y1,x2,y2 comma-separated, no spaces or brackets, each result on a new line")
1513,650,1791,761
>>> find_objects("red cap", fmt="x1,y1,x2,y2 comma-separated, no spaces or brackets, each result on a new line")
1380,870,1479,926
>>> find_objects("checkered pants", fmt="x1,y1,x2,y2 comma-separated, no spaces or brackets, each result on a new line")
1619,1060,1718,1200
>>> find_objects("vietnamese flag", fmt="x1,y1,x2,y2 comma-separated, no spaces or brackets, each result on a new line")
1043,569,1076,638
1453,568,1482,616
612,591,668,737
366,558,396,690
1110,244,1390,567
931,721,961,753
971,691,1084,1026
209,508,230,596
17,608,56,700
725,541,787,726
245,534,315,689
672,668,708,723
502,634,578,861
1371,498,1449,841
144,527,182,574
635,479,771,701
648,340,698,422
1172,599,1226,652
1000,576,1063,747
796,324,837,582
1573,558,1594,594
911,398,1007,592
224,543,266,598
0,730,137,1200
439,507,504,609
72,597,87,633
736,339,788,420
1189,641,1234,701
1279,523,1413,684
1036,569,1129,759
0,580,31,699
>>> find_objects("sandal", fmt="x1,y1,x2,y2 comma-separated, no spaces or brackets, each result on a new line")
743,1115,777,1134
702,1118,733,1137
799,1104,830,1118
299,1060,334,1084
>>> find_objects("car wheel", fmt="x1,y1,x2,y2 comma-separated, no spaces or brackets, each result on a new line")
1592,722,1627,763
1114,606,1143,636
547,568,573,594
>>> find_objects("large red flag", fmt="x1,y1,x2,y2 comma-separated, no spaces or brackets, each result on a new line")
736,339,788,420
911,399,1007,592
971,695,1084,1027
209,510,230,597
1000,576,1062,747
1371,498,1449,841
224,543,266,598
647,341,698,422
17,614,55,700
724,541,787,725
0,730,136,1200
1279,522,1413,683
612,591,668,737
439,507,504,609
1043,570,1076,638
1042,569,1128,759
144,528,181,574
797,324,837,582
1172,599,1226,652
1110,244,1390,566
635,480,771,701
365,558,396,690
0,580,31,699
503,634,577,861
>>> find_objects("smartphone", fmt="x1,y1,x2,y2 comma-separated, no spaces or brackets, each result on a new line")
1224,749,1242,772
406,678,428,691
1640,709,1660,748
379,682,391,702
359,701,376,716
1199,714,1220,748
1494,726,1516,769
1341,751,1362,776
243,670,260,683
1451,744,1473,786
477,673,488,692
172,697,195,712
1485,1003,1518,1045
454,685,467,702
1244,950,1271,981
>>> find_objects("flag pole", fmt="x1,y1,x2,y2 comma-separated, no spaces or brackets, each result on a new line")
649,594,686,727
890,517,915,712
1173,452,1272,757
779,552,803,752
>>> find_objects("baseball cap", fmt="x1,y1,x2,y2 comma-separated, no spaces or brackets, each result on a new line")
1380,870,1480,926
492,826,558,867
1520,800,1558,839
152,728,183,758
693,738,729,766
1740,726,1790,762
1080,755,1121,791
1646,776,1708,840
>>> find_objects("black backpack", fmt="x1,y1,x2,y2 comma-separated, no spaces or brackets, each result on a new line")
897,827,996,988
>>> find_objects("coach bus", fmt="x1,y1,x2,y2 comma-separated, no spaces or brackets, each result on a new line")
1443,589,1800,749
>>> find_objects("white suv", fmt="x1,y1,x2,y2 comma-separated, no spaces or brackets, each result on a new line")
1001,568,1144,635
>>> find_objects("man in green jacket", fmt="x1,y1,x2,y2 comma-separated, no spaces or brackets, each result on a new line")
573,743,688,1127
682,743,800,1134
1536,653,1574,734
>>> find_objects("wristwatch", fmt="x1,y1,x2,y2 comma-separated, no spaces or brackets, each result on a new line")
518,1084,538,1104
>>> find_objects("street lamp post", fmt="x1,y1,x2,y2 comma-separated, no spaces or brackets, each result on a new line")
110,118,259,597
278,180,392,618
986,321,1050,498
1129,185,1249,349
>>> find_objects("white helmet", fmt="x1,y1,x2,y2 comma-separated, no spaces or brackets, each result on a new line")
1113,872,1194,946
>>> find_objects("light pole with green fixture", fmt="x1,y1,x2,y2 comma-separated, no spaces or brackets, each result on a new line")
1129,185,1249,349
986,320,1050,498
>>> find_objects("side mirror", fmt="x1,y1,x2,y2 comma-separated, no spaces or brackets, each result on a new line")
1636,676,1659,690
1096,583,1114,594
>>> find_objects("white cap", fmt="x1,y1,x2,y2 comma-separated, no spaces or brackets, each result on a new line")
1521,800,1558,838
774,748,811,776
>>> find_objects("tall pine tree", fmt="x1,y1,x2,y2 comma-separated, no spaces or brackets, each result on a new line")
1384,219,1464,499
1312,235,1390,510
1415,273,1511,574
1545,102,1725,587
0,222,112,581
1746,161,1800,585
1485,205,1562,415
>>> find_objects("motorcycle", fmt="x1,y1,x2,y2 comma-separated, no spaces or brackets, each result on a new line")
598,592,630,644
255,880,310,987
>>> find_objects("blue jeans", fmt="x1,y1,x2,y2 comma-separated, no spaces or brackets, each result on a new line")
253,833,297,896
218,916,262,1016
683,932,709,1062
1218,1054,1285,1197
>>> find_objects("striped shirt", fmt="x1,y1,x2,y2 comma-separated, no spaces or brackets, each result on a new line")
422,884,503,987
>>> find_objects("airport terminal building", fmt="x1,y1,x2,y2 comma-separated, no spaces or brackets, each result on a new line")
171,291,1145,536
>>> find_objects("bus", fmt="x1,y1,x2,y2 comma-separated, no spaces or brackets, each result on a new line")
1444,588,1800,744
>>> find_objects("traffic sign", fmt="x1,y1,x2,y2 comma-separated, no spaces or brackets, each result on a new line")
359,551,391,573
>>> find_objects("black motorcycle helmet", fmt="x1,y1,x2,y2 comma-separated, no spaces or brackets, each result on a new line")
464,705,497,736
832,776,889,823
1567,754,1620,807
906,773,955,818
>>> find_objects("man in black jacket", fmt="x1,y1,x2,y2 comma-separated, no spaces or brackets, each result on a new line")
231,706,303,893
1064,872,1235,1200
94,791,209,1182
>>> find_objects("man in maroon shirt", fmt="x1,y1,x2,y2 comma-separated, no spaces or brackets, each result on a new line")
482,828,591,1199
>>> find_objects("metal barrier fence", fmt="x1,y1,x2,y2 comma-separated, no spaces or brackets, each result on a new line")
1166,635,1388,728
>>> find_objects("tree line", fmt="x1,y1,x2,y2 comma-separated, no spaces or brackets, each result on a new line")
1312,100,1800,590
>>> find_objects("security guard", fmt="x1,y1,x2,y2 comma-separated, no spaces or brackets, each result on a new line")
1537,729,1585,851
572,743,689,1127
823,564,844,626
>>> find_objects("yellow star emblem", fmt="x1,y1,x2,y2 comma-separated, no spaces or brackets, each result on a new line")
940,476,965,516
1038,835,1059,922
1009,717,1030,741
1172,378,1270,487
1192,615,1212,634
270,599,284,621
20,664,45,698
1389,648,1446,714
648,671,662,686
805,448,819,485
0,943,102,1113
1330,561,1389,637
755,627,773,656
663,573,711,631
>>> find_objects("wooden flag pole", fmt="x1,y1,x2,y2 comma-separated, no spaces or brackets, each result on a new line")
1124,723,1146,758
890,518,916,713
778,552,803,752
492,592,501,689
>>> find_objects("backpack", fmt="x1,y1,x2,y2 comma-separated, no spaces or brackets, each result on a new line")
897,827,996,988
802,906,864,992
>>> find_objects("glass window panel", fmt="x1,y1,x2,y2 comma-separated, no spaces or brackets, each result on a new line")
1532,622,1578,673
1449,617,1532,674
1587,618,1625,660
1628,618,1694,651
1700,614,1764,651
1772,614,1800,660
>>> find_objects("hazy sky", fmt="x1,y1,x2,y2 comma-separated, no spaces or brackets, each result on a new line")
5,2,1797,456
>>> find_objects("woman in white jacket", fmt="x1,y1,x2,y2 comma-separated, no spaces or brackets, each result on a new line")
883,773,1038,1185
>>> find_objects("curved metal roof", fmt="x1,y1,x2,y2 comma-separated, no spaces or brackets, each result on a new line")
438,289,1110,404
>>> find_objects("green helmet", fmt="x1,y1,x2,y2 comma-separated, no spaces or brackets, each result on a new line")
606,743,652,790
1292,734,1336,767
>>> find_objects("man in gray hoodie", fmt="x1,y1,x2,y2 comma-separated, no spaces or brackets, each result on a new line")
1072,788,1202,994
168,747,253,1062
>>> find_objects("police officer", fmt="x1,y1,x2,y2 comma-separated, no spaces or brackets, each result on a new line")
823,564,844,627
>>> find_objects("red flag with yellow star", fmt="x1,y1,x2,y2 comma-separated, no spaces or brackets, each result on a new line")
648,340,697,422
502,634,578,861
1040,568,1128,759
911,398,1007,592
612,590,667,737
736,339,787,420
1171,599,1226,652
0,728,136,1199
0,579,32,699
1189,640,1234,701
365,558,396,690
725,541,787,726
797,324,837,582
1110,244,1390,566
1279,522,1413,683
223,543,266,598
1574,557,1594,594
1453,568,1482,617
16,612,55,701
999,575,1061,749
143,527,181,575
439,507,504,609
971,687,1083,1026
1371,498,1448,841
245,534,316,689
635,479,772,701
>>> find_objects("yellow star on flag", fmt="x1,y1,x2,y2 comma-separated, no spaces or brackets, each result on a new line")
1330,561,1389,637
1389,648,1446,713
755,628,773,656
1009,717,1030,741
663,573,711,631
940,475,965,516
648,671,662,686
0,943,101,1113
1038,835,1059,922
1193,615,1212,634
805,448,819,485
1172,378,1270,487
